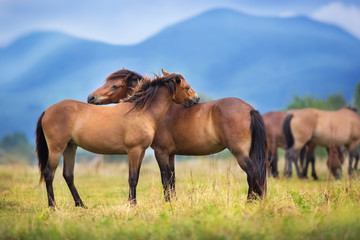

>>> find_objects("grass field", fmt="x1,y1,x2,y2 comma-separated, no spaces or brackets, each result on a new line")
1,156,360,240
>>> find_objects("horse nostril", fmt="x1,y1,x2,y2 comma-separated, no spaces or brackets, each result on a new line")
87,95,95,103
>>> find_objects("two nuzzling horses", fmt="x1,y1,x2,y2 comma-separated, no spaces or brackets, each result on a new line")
36,69,267,208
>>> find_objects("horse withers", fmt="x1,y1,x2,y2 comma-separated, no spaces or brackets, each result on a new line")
36,70,199,208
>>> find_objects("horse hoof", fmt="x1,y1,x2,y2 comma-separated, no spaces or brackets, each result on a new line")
128,199,137,207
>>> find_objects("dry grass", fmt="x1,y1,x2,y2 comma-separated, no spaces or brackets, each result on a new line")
1,156,360,240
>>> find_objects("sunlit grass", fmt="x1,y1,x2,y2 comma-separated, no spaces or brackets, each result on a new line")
0,156,360,240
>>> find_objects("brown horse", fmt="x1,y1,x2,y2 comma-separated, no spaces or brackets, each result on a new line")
283,107,360,178
262,111,288,178
87,68,143,105
36,71,199,208
263,111,344,180
88,70,268,200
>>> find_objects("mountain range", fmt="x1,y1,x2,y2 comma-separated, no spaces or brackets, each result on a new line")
0,8,360,140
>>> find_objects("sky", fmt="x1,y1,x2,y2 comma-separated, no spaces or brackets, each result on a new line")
0,0,360,47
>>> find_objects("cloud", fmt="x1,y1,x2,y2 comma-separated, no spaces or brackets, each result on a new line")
311,2,360,39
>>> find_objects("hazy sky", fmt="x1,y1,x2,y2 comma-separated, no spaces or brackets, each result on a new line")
1,0,359,46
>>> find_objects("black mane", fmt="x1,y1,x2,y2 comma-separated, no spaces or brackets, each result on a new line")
124,74,183,112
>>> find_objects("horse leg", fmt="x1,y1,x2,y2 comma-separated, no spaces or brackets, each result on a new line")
284,150,293,178
267,151,272,177
62,143,86,208
301,154,310,178
154,150,172,201
310,154,318,180
43,151,61,208
348,151,354,175
354,152,359,170
270,151,279,178
169,154,176,199
128,148,145,205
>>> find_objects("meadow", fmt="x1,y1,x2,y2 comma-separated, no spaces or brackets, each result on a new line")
1,155,360,240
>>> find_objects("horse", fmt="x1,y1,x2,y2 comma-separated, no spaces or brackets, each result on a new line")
88,69,268,201
262,111,288,178
263,111,344,180
282,107,360,178
300,141,345,180
87,68,143,105
35,70,199,208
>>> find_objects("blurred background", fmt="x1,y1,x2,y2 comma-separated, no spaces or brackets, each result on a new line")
0,0,359,164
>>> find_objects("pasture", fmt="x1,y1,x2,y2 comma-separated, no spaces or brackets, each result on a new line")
1,156,360,240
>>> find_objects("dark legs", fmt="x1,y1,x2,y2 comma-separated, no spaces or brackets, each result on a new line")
284,147,303,178
354,151,359,170
234,153,265,200
154,150,175,201
128,148,145,205
268,151,279,178
43,152,61,208
63,143,85,208
350,151,359,172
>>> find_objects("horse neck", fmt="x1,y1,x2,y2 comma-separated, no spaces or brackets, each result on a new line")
145,86,174,125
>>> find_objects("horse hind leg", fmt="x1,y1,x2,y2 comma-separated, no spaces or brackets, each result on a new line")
63,142,86,208
354,152,359,170
43,151,62,208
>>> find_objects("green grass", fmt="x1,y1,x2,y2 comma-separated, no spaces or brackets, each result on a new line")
1,157,360,240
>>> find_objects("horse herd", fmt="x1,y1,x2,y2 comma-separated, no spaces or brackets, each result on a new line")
35,69,360,208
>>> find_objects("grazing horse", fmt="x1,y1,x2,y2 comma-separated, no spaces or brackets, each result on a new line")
283,107,360,178
263,111,344,180
36,71,199,208
262,111,288,178
88,69,268,200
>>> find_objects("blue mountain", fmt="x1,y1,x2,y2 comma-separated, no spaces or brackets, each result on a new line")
0,8,360,139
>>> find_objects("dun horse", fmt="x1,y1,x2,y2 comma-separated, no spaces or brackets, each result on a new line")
88,70,268,200
36,70,199,208
263,111,344,179
283,107,360,178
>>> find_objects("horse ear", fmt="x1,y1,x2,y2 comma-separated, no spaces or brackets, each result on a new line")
175,76,181,84
162,69,170,76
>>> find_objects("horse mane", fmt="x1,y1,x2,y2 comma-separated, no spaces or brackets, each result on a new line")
123,73,181,112
106,69,143,94
345,106,358,113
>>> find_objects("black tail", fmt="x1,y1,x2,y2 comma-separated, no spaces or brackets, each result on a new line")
249,110,268,197
283,114,294,149
36,111,48,183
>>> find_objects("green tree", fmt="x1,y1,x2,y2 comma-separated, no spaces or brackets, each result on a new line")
0,133,35,164
353,82,360,110
287,94,346,111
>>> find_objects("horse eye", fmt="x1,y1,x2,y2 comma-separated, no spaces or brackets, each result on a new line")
186,87,190,90
112,85,120,90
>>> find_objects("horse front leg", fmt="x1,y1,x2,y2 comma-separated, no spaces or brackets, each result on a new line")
154,150,172,202
128,148,145,206
169,154,177,199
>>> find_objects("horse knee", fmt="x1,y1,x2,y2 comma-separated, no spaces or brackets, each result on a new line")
63,172,74,184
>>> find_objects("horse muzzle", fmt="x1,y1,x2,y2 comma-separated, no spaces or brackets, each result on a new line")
87,95,101,105
184,95,200,108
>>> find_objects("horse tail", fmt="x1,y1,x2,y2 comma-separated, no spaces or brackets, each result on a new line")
36,111,48,184
249,110,268,196
283,114,294,149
